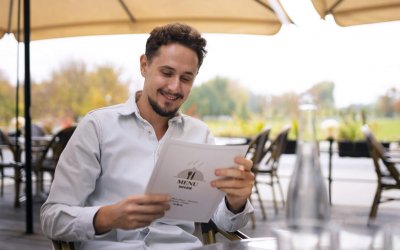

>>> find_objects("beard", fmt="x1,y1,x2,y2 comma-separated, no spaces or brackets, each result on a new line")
148,96,180,117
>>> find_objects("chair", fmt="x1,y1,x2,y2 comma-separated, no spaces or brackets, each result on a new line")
245,127,271,224
361,125,400,224
52,241,75,250
34,126,76,194
51,220,249,249
0,129,24,207
252,125,290,221
199,220,249,245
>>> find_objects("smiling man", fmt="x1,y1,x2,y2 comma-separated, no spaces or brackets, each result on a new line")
40,23,254,250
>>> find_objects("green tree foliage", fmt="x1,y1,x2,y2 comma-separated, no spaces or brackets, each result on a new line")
182,76,252,119
0,71,20,126
306,81,335,110
376,87,399,117
31,60,129,122
265,92,299,120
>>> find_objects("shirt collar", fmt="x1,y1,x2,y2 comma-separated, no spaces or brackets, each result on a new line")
118,91,184,124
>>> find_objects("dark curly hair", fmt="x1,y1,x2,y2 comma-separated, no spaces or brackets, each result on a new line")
145,23,207,69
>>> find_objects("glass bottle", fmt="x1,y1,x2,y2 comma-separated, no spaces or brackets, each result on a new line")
285,99,330,222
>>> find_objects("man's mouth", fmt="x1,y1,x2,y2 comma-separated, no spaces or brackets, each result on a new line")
159,89,183,101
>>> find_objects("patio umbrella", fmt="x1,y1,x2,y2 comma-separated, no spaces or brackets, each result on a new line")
310,0,400,26
1,0,291,40
0,0,291,234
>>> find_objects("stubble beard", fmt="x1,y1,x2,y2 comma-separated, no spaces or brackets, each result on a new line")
148,96,180,117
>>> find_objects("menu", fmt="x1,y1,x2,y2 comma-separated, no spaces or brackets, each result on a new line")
145,139,248,222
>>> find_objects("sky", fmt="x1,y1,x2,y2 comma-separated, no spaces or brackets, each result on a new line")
0,0,399,108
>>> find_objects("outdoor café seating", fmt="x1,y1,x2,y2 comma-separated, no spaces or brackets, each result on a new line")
0,128,24,207
34,126,76,194
245,126,271,225
254,125,290,215
361,125,400,224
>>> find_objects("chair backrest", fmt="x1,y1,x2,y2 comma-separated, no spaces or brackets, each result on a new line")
36,126,76,170
259,125,291,170
52,240,75,250
199,220,249,245
31,124,45,137
361,125,400,185
0,129,18,162
246,126,271,166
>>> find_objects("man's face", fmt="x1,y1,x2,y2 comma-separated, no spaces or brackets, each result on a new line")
140,43,199,117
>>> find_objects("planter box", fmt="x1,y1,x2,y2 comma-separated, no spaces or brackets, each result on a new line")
283,139,297,154
338,140,390,158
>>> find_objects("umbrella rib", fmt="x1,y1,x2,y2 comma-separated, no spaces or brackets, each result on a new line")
118,0,136,23
325,0,344,15
331,3,400,15
253,0,275,14
7,0,14,33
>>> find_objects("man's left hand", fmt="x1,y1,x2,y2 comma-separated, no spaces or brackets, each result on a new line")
211,156,254,213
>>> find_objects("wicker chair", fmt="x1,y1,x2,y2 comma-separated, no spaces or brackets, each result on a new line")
361,125,400,224
34,126,76,194
251,125,290,227
0,129,24,207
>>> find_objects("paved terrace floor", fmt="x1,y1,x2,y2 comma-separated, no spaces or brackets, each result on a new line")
1,151,400,249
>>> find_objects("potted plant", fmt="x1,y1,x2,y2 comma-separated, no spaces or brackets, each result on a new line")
337,111,389,157
284,119,298,154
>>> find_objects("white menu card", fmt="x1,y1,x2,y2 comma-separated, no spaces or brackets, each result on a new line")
145,139,248,222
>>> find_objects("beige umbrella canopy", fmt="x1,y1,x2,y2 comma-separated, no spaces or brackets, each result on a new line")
311,0,400,26
0,0,291,41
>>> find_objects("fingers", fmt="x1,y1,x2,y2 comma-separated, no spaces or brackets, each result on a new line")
234,156,253,172
129,194,171,204
210,156,254,213
124,194,171,214
107,194,171,230
213,156,254,182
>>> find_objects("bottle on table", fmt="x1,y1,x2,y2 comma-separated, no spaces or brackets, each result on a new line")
285,96,330,223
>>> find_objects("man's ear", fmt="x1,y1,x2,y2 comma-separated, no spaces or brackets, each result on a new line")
140,54,147,77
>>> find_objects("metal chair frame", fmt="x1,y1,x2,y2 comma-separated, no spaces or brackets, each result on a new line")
362,125,400,224
34,126,76,194
0,129,24,207
245,127,271,225
251,125,290,225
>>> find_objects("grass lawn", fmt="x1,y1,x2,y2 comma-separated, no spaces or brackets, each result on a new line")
206,117,400,142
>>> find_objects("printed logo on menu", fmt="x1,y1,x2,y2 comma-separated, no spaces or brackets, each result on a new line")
175,160,205,190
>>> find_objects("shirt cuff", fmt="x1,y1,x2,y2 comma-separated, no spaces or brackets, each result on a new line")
223,198,254,219
77,205,102,239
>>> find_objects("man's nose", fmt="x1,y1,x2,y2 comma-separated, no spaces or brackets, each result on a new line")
168,77,181,90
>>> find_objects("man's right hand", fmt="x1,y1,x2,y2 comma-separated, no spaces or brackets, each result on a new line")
93,194,171,234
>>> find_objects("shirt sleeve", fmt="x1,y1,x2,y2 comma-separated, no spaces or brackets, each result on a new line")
211,197,254,232
40,113,103,241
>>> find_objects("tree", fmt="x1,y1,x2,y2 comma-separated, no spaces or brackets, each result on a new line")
31,60,130,125
376,87,399,117
182,76,252,119
306,81,335,110
0,71,17,126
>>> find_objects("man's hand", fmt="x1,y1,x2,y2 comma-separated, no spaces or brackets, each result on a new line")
211,156,254,213
93,194,171,234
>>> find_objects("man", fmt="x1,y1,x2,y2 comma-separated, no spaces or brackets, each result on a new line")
41,23,254,250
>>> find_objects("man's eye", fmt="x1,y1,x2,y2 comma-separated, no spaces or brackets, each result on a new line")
162,71,173,77
181,77,191,83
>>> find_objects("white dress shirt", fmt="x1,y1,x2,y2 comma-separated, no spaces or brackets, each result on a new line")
40,93,253,250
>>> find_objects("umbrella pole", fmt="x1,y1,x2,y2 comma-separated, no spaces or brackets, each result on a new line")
23,0,34,234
